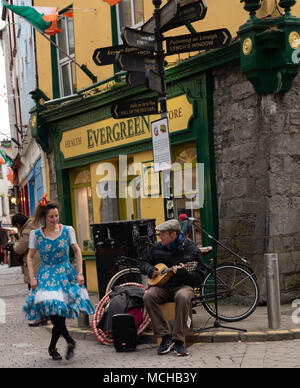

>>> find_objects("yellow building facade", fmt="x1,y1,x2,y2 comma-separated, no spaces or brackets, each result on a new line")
30,0,300,295
35,0,299,99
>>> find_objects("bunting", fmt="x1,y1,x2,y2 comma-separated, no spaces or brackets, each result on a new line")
102,0,123,6
6,167,13,185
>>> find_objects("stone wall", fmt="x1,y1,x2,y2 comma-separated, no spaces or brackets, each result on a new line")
212,61,300,303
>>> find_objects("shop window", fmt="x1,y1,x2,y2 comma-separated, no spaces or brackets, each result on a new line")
71,169,94,253
163,145,202,245
116,0,144,43
56,10,76,97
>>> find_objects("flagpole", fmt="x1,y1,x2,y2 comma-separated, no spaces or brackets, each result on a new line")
36,28,79,66
35,29,97,84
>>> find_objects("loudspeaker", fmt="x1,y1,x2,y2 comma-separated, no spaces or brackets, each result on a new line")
112,314,137,352
91,219,156,299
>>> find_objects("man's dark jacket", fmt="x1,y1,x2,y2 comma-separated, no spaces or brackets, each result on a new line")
139,237,208,289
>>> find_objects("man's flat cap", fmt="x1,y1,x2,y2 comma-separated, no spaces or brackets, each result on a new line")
156,219,181,232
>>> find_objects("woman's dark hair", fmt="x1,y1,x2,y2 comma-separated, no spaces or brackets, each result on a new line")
11,213,29,228
34,200,60,225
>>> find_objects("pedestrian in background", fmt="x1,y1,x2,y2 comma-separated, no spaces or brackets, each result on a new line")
11,213,47,327
23,194,95,361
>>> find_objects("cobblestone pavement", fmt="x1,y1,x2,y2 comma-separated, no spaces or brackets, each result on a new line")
2,265,300,369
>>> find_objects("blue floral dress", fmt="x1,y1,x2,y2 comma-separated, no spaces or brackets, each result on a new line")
23,225,95,321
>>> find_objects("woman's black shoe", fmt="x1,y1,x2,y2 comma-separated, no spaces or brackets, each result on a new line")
65,342,76,360
48,347,62,360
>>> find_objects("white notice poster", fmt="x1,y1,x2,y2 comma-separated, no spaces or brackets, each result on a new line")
151,117,172,173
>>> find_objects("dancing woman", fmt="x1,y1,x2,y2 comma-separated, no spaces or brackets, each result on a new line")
23,195,95,360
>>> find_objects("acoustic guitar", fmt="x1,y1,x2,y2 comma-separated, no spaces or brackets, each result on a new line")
148,261,198,287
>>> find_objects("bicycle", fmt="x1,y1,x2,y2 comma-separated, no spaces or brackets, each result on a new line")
105,253,259,323
105,255,147,294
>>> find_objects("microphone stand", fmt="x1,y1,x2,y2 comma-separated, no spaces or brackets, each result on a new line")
192,220,247,333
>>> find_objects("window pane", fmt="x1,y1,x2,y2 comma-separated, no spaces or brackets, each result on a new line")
119,0,132,30
62,64,71,96
133,0,144,25
71,61,77,93
67,17,75,56
74,186,94,252
57,18,68,60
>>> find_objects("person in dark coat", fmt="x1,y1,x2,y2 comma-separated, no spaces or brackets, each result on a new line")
140,219,207,356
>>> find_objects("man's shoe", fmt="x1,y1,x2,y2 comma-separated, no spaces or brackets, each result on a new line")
173,341,189,356
157,334,174,355
48,347,62,360
65,342,76,360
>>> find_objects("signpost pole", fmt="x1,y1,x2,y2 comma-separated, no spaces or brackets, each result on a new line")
153,0,167,117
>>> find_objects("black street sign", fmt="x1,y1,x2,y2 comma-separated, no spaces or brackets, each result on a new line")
116,52,159,73
93,45,152,66
142,0,180,33
166,28,232,55
146,69,165,96
160,0,207,33
111,97,160,119
122,27,156,51
126,72,146,88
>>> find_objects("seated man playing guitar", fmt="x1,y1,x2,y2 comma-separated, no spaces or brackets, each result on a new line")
140,219,209,356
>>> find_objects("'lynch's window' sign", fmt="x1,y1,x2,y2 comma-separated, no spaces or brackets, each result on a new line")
60,94,192,159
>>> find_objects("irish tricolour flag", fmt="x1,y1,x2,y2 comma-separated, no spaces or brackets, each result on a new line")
2,0,63,36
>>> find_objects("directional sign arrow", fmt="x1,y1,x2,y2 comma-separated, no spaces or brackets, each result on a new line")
93,45,153,66
122,27,156,51
166,28,232,55
111,97,160,119
116,52,159,73
126,72,147,88
142,0,180,33
160,0,207,33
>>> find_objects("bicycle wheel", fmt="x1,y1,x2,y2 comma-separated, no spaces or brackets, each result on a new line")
105,268,148,295
201,263,259,322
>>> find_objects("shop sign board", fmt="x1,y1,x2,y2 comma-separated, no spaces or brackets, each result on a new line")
166,28,232,55
111,97,159,119
60,94,193,159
